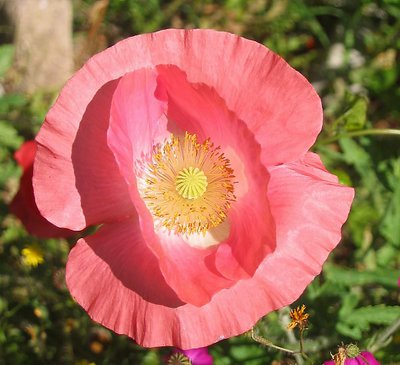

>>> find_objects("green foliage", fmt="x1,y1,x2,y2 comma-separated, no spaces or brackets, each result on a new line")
325,265,399,288
0,44,14,77
0,120,23,149
108,0,164,34
334,95,368,132
380,158,400,246
338,305,400,340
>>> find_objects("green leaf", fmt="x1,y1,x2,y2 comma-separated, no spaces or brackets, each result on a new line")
348,305,400,327
0,94,27,115
0,44,14,77
376,245,398,266
381,182,400,246
339,138,385,213
306,280,345,300
0,121,23,149
325,265,399,288
335,96,368,132
338,292,360,318
230,344,264,361
337,305,400,339
336,322,362,340
141,350,160,365
380,158,400,246
347,201,380,247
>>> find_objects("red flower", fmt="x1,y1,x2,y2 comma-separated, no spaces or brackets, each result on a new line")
33,29,354,348
9,140,77,238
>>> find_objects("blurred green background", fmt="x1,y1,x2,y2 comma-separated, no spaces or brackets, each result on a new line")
0,0,399,364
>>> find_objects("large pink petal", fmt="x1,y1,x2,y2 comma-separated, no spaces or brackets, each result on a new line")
107,68,169,189
107,65,276,305
35,29,320,230
143,231,236,306
66,152,353,349
66,218,183,308
106,68,234,305
34,80,135,230
264,153,354,277
155,66,278,281
148,31,322,165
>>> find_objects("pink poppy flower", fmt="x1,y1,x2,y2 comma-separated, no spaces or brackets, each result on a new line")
170,347,213,365
9,140,77,238
33,29,354,348
324,351,380,365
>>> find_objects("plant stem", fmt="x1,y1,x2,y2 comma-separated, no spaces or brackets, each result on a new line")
279,308,305,365
250,328,297,354
369,317,400,353
299,327,310,360
316,128,400,145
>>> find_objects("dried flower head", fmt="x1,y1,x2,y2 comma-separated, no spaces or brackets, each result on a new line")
330,343,361,364
168,353,192,365
332,346,347,365
287,304,309,330
325,348,380,365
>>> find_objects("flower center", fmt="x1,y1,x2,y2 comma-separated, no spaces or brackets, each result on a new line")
141,132,235,235
175,166,208,200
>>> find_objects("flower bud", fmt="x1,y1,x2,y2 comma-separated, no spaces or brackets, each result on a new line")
345,343,361,358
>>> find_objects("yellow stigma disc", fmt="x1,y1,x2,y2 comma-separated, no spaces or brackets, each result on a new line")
141,132,235,235
176,166,208,200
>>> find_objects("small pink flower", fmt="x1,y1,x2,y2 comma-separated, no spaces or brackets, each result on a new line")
171,347,213,365
9,140,77,238
324,351,380,365
33,29,354,348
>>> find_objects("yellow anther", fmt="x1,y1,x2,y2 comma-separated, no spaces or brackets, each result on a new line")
140,133,235,235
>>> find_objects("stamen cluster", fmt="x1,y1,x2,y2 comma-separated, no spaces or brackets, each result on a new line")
141,132,235,235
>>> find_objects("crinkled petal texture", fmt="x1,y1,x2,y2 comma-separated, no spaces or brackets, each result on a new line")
9,141,77,238
34,29,354,349
324,352,380,365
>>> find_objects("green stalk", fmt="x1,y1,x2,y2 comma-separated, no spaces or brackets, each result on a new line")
250,329,297,355
279,308,305,365
299,327,310,360
369,317,400,353
316,128,400,145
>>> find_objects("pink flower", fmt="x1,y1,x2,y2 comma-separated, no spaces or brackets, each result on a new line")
171,347,213,365
33,29,354,348
9,140,77,238
324,351,380,365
